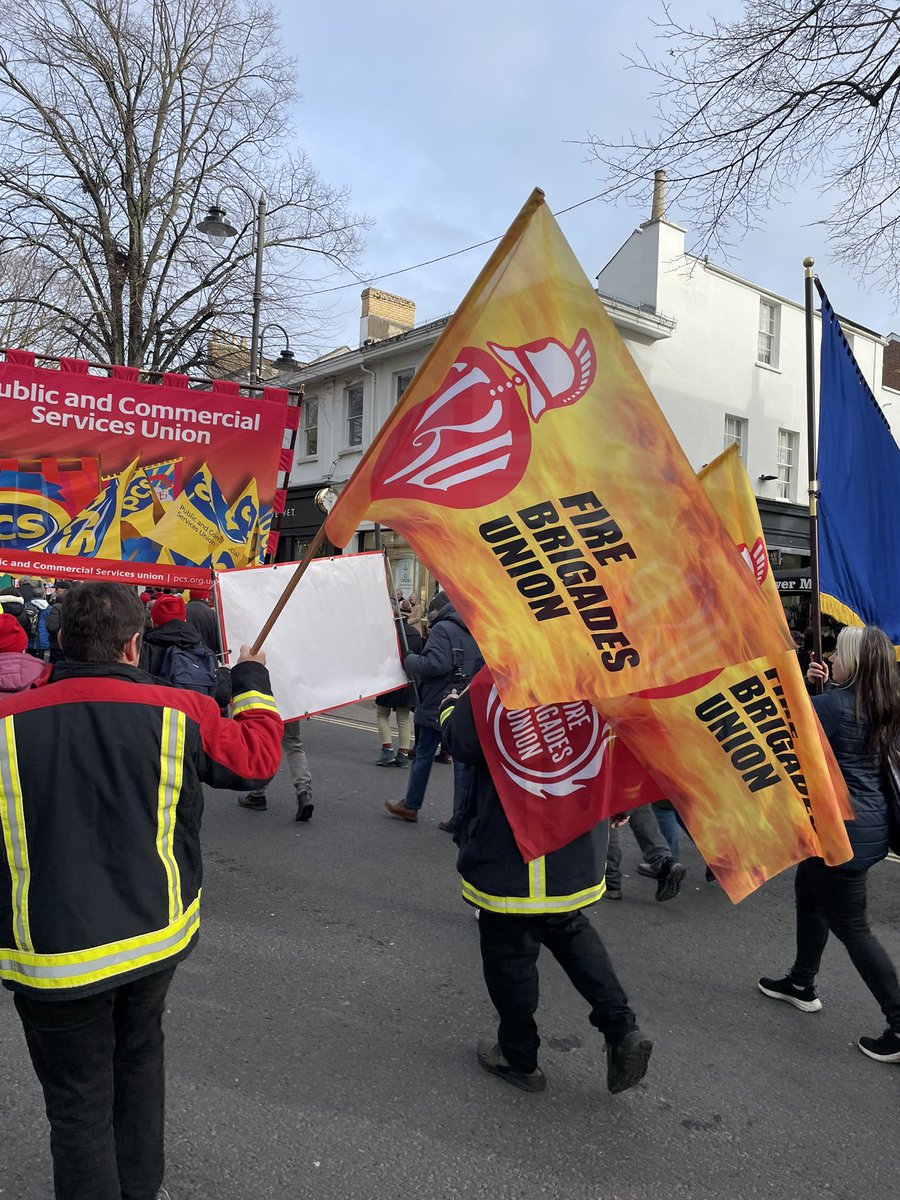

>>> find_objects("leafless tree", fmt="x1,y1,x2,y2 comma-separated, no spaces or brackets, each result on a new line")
580,2,900,299
0,0,366,370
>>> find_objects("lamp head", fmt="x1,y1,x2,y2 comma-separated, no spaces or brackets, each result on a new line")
272,347,297,372
196,205,239,248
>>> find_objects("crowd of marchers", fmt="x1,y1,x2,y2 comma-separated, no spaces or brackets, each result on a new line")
0,576,898,1200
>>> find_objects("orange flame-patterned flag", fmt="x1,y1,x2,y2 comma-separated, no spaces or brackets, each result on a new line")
326,190,794,708
598,447,853,902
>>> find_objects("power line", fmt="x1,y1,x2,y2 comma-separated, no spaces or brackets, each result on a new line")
303,190,608,298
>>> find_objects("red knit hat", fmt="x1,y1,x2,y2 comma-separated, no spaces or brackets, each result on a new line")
0,614,27,654
188,587,211,601
150,595,187,626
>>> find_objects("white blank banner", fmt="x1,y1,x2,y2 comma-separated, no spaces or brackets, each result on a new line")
216,552,407,720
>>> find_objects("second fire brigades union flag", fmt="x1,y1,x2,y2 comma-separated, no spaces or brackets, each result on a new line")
598,448,853,902
326,190,794,708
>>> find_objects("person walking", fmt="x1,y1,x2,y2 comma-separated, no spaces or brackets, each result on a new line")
440,685,652,1094
758,625,900,1063
604,804,686,902
0,582,282,1200
238,719,315,821
384,598,483,825
0,613,48,692
375,613,423,766
185,585,221,654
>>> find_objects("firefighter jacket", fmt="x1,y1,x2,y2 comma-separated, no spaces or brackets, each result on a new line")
441,689,609,915
0,658,283,999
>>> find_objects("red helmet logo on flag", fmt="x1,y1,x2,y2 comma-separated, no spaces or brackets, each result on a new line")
370,330,596,508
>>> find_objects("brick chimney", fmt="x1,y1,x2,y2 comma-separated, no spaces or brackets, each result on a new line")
651,169,666,222
360,289,416,345
883,334,900,391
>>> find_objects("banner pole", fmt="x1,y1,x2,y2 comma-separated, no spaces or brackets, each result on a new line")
804,258,824,692
250,522,329,653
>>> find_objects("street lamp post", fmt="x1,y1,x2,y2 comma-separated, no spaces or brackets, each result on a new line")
196,187,267,385
260,322,297,376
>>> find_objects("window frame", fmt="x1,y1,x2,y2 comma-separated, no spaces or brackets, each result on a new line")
394,368,414,405
301,395,319,458
724,413,748,463
345,382,364,448
757,298,781,368
776,427,799,502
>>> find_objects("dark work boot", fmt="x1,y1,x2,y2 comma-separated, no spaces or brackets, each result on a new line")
238,793,267,811
295,792,314,822
477,1040,546,1092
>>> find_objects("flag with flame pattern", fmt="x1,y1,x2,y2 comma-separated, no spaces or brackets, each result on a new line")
597,448,853,902
326,190,794,708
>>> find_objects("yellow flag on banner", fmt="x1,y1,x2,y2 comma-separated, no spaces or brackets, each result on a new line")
598,447,853,902
40,459,139,559
325,190,793,707
149,463,227,565
213,478,260,569
120,470,162,539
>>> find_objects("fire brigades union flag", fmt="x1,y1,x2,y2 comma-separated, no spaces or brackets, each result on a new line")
326,189,794,708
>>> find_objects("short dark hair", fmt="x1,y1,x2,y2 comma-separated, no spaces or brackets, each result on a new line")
60,583,146,663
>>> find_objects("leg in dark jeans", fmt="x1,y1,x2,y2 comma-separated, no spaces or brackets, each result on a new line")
791,858,900,1031
113,969,175,1199
477,910,543,1072
14,967,174,1200
403,724,441,811
541,910,637,1043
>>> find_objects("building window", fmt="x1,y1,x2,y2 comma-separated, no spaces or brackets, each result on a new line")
776,428,799,501
724,414,748,462
346,383,363,447
395,369,414,403
757,299,780,367
302,396,318,457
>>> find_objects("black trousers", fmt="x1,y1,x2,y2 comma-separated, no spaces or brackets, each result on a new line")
14,966,176,1200
790,857,900,1032
477,908,636,1073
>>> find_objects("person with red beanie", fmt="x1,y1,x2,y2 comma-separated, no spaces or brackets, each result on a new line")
186,585,220,654
141,595,230,705
0,612,48,692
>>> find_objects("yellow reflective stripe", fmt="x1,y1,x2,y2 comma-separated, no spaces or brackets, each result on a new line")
462,877,606,915
231,690,279,717
156,709,185,925
0,717,33,952
0,895,201,990
439,702,455,726
528,856,547,900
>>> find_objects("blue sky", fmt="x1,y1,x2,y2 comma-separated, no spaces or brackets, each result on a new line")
275,0,894,355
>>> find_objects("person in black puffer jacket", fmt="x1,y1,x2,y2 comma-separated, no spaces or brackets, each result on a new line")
758,624,900,1064
384,600,483,825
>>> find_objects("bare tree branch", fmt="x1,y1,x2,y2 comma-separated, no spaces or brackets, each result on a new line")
578,1,900,302
0,0,368,367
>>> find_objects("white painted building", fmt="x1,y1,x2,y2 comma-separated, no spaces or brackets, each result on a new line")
280,192,893,611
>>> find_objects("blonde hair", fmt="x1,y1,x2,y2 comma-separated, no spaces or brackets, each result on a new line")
833,626,864,682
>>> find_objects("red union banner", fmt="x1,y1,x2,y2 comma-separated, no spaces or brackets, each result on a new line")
468,666,664,862
0,352,291,586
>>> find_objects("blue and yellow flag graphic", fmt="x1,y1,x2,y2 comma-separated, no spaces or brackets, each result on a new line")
818,290,900,643
40,460,139,559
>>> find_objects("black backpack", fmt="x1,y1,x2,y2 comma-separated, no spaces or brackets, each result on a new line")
159,642,218,695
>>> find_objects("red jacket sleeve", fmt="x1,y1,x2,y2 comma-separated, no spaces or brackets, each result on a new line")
195,660,283,790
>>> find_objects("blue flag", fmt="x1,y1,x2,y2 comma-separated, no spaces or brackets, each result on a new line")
818,289,900,643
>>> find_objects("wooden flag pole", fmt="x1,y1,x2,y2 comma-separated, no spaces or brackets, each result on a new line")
250,522,330,654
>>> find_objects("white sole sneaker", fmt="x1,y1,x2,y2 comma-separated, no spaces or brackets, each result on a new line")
857,1038,900,1063
757,980,823,1012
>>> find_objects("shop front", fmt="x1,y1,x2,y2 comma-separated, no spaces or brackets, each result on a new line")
355,525,435,606
275,484,340,563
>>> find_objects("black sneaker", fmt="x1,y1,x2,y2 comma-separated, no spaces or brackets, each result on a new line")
655,859,686,902
295,795,314,822
606,1029,652,1094
857,1028,900,1063
476,1039,546,1092
238,793,267,811
757,975,822,1013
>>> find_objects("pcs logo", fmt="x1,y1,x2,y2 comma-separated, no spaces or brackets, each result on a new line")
0,493,70,549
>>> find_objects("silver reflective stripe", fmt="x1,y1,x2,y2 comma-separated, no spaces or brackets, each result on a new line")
0,716,32,952
156,709,185,925
0,905,200,982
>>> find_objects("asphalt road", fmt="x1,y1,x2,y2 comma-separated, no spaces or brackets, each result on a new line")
2,708,898,1200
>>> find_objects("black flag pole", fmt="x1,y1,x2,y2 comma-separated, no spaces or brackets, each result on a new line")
803,257,824,692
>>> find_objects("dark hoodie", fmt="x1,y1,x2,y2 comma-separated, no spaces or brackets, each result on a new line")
402,604,484,729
